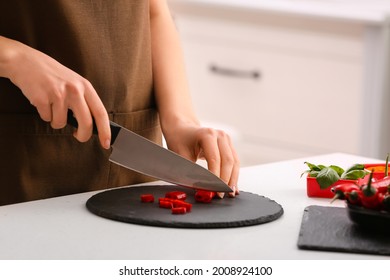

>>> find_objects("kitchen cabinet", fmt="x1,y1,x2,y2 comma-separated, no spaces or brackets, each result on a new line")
168,0,390,166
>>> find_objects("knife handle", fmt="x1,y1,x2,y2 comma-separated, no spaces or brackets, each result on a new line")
67,110,121,145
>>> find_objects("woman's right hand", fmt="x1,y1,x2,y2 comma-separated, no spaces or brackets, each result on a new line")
0,36,111,149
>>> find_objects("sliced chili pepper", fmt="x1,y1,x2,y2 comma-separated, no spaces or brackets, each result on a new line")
140,194,154,203
159,200,173,209
165,191,187,200
159,197,172,203
171,207,187,214
195,190,216,203
172,200,192,212
158,197,192,211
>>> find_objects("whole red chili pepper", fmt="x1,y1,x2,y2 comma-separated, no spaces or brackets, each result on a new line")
371,177,390,193
382,194,390,211
346,189,361,205
371,154,390,192
378,193,385,209
331,183,360,201
360,172,379,209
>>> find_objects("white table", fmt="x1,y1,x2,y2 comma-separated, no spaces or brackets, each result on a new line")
0,153,388,260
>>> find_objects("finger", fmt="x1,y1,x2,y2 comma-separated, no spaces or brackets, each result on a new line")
31,96,52,122
177,148,196,162
50,100,67,129
68,98,93,143
199,129,221,178
84,83,111,149
36,104,52,122
217,132,235,186
213,132,240,197
228,165,240,197
228,141,240,195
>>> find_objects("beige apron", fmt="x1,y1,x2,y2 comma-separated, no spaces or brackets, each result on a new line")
0,0,162,205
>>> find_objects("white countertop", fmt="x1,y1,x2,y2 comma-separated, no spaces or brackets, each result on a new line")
0,153,388,260
168,0,390,24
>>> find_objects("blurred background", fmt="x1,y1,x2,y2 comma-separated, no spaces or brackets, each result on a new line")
167,0,390,166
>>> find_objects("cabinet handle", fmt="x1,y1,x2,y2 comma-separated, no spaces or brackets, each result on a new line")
209,64,260,80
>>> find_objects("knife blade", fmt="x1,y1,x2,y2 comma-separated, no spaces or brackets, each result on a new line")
67,111,233,192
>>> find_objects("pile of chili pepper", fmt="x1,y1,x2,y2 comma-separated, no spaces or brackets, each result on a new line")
140,190,221,215
331,171,390,212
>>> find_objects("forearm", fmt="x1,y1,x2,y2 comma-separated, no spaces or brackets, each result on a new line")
0,36,21,79
150,0,200,133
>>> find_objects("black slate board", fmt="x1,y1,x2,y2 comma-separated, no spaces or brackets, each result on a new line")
297,205,390,256
86,185,283,228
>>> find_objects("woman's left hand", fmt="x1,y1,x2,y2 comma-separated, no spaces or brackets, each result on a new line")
163,123,240,197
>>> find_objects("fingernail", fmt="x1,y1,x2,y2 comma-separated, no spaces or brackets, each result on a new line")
104,139,111,149
216,192,225,199
228,186,238,197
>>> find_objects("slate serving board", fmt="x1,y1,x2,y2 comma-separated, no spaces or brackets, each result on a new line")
297,205,390,256
86,185,283,228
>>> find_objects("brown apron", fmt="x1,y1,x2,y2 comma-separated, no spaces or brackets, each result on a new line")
0,0,162,205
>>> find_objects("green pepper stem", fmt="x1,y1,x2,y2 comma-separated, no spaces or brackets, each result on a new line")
330,193,341,204
368,170,374,189
362,171,376,197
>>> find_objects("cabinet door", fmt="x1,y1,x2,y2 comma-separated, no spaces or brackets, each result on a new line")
183,41,363,154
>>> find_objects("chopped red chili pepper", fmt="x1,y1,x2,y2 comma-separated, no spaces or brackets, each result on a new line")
172,200,192,212
165,191,187,200
172,207,187,214
159,197,193,212
140,194,154,203
159,200,173,209
195,190,216,203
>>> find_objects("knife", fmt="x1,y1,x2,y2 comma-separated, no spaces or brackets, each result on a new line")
67,111,233,192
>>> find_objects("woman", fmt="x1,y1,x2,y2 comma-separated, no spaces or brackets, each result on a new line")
0,0,239,206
